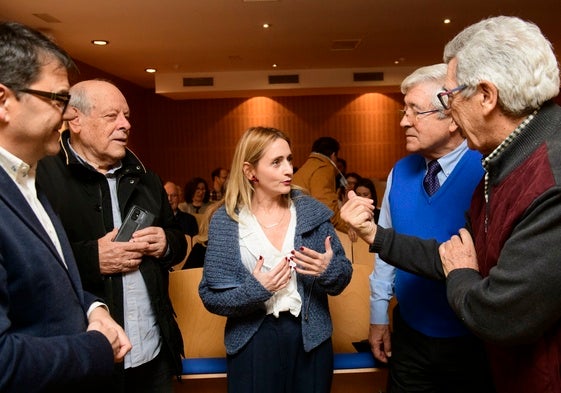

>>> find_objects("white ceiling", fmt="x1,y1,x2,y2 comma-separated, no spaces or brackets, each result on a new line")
1,0,560,99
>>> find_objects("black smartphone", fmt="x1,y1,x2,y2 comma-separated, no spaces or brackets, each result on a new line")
113,205,155,242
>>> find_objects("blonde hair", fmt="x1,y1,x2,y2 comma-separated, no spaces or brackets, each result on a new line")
224,126,292,221
195,201,222,245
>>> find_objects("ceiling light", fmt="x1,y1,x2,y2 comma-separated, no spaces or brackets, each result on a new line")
145,68,157,73
263,23,270,29
443,19,451,24
91,40,109,46
272,64,278,68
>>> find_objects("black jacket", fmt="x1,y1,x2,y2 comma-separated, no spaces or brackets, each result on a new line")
37,130,186,375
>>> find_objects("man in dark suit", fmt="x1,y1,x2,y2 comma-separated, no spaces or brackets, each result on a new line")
164,181,199,236
0,22,130,392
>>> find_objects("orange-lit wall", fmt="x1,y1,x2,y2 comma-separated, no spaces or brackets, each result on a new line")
75,61,407,189
74,60,561,191
140,93,406,189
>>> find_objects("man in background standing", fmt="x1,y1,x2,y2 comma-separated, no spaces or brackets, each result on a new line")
293,136,351,235
38,79,186,393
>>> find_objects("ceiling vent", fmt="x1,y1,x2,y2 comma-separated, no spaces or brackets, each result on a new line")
268,74,299,84
183,77,214,87
331,39,361,51
353,72,384,82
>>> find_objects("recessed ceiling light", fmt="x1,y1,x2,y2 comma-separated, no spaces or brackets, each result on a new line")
272,64,278,68
443,18,451,24
91,40,109,46
263,23,271,29
145,68,157,73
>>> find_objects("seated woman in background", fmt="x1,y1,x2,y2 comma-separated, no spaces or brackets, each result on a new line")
199,126,352,393
354,177,380,223
338,172,362,207
182,177,210,214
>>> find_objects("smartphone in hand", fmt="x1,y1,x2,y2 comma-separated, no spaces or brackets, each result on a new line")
113,205,155,242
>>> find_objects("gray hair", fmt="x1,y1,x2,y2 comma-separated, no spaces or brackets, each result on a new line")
69,78,117,114
401,63,448,118
444,16,560,117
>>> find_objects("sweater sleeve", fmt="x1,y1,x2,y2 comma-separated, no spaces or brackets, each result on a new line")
446,188,561,345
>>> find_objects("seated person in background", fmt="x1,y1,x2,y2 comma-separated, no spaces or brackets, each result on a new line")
338,172,362,206
354,177,380,223
182,203,220,269
209,167,229,202
164,181,198,237
182,177,210,215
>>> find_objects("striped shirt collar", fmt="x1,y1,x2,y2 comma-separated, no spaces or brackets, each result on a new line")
482,107,539,203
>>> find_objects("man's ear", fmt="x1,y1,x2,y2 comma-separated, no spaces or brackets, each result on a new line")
66,107,81,133
448,117,459,133
477,81,499,116
0,84,12,123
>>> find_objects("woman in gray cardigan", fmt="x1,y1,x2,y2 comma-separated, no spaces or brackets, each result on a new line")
199,126,352,393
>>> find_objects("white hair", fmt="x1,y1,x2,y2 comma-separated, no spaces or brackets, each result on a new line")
443,16,560,116
401,63,448,118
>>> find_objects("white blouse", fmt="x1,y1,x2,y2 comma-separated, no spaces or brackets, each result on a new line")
238,204,302,317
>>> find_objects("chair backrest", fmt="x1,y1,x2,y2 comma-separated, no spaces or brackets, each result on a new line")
169,268,227,357
335,229,353,261
351,238,374,267
329,263,373,353
172,235,192,270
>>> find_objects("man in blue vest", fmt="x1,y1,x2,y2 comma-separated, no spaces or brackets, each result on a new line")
369,64,493,392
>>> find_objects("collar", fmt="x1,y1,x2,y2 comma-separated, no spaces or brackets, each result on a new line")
425,139,468,179
0,145,34,184
59,129,146,176
482,108,539,203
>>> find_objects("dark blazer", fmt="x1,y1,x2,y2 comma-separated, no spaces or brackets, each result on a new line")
0,167,114,392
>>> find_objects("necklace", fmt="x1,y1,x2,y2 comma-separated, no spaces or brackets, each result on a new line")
255,208,288,229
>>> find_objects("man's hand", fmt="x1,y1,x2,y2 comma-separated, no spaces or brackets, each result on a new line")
132,226,168,258
98,228,148,274
438,228,479,276
87,306,131,363
340,191,377,244
369,323,392,363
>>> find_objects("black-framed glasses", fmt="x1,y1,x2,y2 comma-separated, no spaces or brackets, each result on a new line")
437,84,467,110
399,107,441,122
20,88,71,113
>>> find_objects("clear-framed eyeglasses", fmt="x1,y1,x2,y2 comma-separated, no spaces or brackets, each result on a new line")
399,107,441,122
437,84,467,110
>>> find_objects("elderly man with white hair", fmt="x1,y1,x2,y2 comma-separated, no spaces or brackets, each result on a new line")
342,16,561,393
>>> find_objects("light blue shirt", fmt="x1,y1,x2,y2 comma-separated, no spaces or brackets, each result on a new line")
67,143,161,368
370,140,469,324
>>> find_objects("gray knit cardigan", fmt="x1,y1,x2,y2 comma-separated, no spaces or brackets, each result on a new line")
199,190,353,355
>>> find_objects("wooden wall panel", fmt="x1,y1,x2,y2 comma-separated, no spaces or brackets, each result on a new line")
72,60,412,190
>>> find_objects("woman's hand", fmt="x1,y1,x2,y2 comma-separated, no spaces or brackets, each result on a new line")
252,256,292,292
291,236,333,276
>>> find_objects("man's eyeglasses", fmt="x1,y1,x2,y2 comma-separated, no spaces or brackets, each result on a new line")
399,107,441,122
20,88,71,113
437,84,467,110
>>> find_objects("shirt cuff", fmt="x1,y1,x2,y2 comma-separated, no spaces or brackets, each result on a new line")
86,301,109,318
